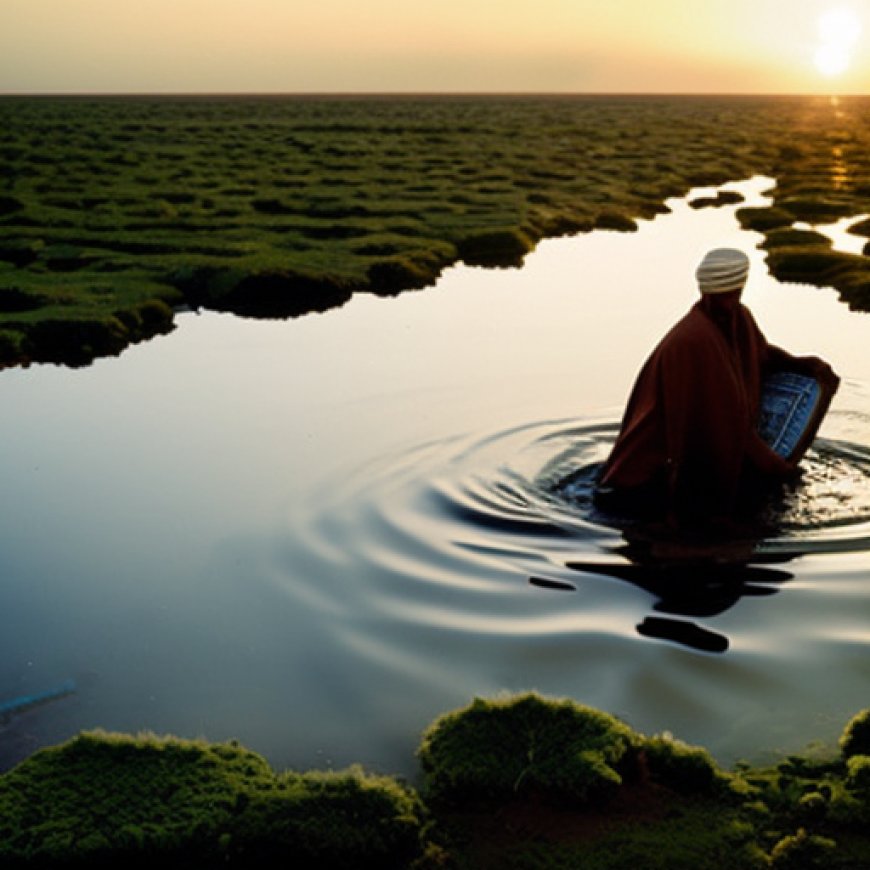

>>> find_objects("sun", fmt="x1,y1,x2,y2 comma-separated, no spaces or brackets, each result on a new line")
814,7,862,77
815,43,850,77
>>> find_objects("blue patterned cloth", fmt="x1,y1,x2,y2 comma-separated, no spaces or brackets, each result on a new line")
757,372,821,458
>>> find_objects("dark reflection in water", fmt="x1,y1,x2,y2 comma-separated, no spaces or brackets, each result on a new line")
340,414,870,662
538,542,796,655
520,421,870,654
529,553,796,655
227,411,870,769
530,456,798,653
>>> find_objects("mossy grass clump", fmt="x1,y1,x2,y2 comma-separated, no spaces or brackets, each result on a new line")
845,755,870,798
0,730,423,868
763,247,868,287
846,217,870,238
777,196,853,223
640,733,729,796
769,828,837,869
840,710,870,759
0,270,182,367
21,317,143,367
167,263,356,318
414,700,870,869
367,255,445,295
417,693,637,807
13,302,176,368
760,227,832,249
688,190,745,209
455,228,534,267
207,268,356,319
417,699,768,869
593,209,639,232
736,206,795,231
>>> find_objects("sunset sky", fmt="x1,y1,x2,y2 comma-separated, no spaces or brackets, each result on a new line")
1,0,868,94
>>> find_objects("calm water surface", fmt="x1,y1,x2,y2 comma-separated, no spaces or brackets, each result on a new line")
3,176,870,776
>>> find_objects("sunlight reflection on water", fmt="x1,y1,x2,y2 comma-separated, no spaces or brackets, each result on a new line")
795,214,870,256
3,175,870,776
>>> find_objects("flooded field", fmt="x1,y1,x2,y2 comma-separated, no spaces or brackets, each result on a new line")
3,174,870,778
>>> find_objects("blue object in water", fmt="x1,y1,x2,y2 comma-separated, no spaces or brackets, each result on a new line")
0,679,76,724
758,372,822,459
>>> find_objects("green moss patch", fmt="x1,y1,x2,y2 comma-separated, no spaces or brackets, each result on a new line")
736,206,795,231
455,228,535,267
4,95,870,368
418,694,637,808
593,210,639,232
846,217,870,238
760,228,832,249
0,731,423,868
8,698,870,867
688,190,745,209
777,196,853,223
764,247,869,288
418,698,870,868
840,710,870,759
640,733,729,796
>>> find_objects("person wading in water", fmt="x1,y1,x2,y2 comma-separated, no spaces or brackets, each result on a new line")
596,247,839,527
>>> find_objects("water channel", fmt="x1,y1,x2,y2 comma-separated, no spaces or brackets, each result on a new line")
3,176,870,777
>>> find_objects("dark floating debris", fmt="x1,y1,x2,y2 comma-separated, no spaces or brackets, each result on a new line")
0,679,76,726
637,616,729,653
528,576,576,592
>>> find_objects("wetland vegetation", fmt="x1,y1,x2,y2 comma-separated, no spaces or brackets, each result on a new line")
5,694,870,868
3,95,870,368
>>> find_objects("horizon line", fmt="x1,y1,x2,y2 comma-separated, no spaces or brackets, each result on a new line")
0,90,866,99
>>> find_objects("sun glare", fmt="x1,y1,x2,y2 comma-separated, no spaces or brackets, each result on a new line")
814,7,862,77
815,43,850,76
818,7,861,46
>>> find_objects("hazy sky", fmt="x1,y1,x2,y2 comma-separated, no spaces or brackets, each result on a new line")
1,0,868,94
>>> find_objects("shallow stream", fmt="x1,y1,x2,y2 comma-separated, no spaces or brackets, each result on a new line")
3,176,870,776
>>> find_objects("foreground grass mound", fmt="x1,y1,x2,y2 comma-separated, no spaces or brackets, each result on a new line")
416,695,870,869
7,697,870,867
418,693,732,809
0,730,422,868
417,693,760,869
418,694,637,807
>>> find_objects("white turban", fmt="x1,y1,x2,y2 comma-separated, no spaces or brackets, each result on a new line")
695,248,750,294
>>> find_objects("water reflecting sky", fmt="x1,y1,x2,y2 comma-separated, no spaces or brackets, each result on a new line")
3,176,870,776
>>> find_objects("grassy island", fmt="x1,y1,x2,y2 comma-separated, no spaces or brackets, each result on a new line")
3,95,870,368
4,693,870,868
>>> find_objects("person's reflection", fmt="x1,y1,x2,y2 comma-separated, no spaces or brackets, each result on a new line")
530,526,796,654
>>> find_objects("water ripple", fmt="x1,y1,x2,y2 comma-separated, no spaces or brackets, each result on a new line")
262,412,870,762
282,414,870,662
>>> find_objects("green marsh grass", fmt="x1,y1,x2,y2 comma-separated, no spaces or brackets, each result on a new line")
3,95,870,367
9,694,870,867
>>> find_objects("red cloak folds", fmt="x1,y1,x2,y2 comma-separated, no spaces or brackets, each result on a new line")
599,299,821,518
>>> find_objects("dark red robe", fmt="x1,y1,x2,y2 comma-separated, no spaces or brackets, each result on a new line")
600,299,812,518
